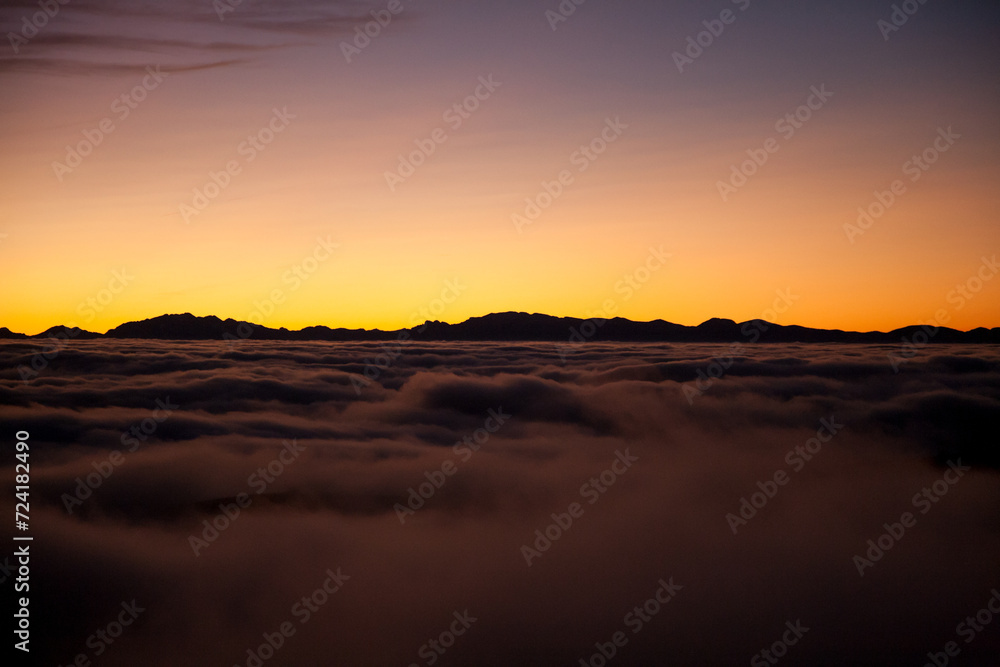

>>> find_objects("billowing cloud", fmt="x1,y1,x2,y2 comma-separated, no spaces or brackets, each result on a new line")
1,340,998,665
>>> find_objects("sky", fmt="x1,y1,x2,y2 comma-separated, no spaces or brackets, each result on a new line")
1,0,999,335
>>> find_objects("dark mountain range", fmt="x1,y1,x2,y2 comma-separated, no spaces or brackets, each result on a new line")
0,327,28,339
2,312,999,343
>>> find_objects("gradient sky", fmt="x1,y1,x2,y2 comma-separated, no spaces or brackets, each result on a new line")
2,0,998,335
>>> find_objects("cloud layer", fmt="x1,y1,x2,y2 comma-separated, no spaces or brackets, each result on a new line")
2,340,999,665
0,0,400,75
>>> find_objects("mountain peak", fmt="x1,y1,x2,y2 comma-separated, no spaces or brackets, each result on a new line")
697,318,738,328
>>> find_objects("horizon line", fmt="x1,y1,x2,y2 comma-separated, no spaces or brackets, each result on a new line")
2,310,998,339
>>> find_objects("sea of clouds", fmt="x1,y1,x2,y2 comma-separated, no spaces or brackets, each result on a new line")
1,340,998,665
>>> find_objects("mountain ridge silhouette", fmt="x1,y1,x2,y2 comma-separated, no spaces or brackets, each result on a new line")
2,312,999,343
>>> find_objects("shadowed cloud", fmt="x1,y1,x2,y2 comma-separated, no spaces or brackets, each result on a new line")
2,340,998,664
